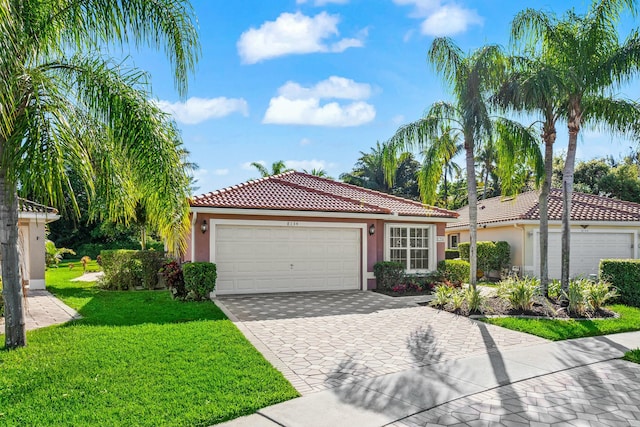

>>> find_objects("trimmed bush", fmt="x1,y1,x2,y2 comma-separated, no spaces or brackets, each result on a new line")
99,249,166,290
457,241,510,273
437,259,470,284
600,259,640,307
445,249,460,259
183,262,217,300
373,261,405,290
76,240,165,259
160,260,186,299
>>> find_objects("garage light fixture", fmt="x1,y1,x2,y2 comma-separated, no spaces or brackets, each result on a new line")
200,219,208,234
368,224,375,236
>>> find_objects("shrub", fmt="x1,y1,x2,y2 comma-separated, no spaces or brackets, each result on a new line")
564,279,587,316
373,261,405,291
81,256,91,272
458,241,510,273
445,249,460,259
137,250,166,290
498,276,538,311
450,289,465,311
600,259,640,307
45,240,76,267
431,285,452,308
183,262,217,301
547,279,562,299
584,281,618,311
160,260,186,299
465,286,484,313
437,259,470,284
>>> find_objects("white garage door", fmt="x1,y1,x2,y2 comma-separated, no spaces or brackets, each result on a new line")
214,224,361,294
547,231,633,279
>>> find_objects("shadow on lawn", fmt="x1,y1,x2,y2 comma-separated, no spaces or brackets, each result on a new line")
49,285,227,327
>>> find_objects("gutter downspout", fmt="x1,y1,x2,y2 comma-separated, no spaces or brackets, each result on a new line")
191,211,197,262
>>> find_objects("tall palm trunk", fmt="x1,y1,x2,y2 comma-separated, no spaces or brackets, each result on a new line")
465,138,478,289
443,171,449,208
561,103,581,293
0,167,26,348
539,126,555,296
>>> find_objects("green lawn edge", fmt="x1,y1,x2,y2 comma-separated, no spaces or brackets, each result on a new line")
623,349,640,364
0,264,299,426
480,304,640,341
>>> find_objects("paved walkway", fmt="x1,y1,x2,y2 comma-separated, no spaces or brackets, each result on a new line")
0,290,81,332
215,291,640,427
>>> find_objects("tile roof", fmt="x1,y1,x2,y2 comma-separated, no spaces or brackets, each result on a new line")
18,198,58,215
448,189,640,229
191,171,458,218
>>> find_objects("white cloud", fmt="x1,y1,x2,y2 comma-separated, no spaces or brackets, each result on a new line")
157,97,248,124
300,138,312,146
393,0,483,37
263,77,376,127
213,169,229,176
279,76,371,100
237,12,365,64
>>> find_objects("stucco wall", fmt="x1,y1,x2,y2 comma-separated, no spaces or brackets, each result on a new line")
189,212,450,290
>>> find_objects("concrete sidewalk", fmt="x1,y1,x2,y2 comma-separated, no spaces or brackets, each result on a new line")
218,331,640,427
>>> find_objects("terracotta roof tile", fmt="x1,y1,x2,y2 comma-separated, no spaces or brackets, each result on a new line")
448,189,640,229
18,198,58,215
191,171,458,218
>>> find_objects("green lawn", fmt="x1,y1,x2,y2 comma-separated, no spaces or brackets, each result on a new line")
624,349,640,364
0,263,298,426
482,305,640,341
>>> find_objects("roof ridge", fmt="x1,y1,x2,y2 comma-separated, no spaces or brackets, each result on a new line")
272,175,391,214
292,172,457,216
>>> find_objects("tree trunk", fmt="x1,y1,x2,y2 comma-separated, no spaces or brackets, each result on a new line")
539,127,556,296
465,138,478,290
561,106,581,294
0,170,26,348
443,171,448,208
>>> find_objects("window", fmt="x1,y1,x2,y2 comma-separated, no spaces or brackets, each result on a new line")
449,234,459,249
388,225,432,271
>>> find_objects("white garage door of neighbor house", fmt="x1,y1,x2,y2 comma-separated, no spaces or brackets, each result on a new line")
547,231,633,279
214,224,361,294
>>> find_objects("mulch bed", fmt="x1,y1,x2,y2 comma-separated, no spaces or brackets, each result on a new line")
435,295,618,319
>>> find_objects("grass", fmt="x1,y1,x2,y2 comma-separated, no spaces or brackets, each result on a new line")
482,304,640,341
624,349,640,364
0,262,298,426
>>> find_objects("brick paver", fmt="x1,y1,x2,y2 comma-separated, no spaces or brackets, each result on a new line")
389,359,640,427
216,291,547,395
0,290,81,332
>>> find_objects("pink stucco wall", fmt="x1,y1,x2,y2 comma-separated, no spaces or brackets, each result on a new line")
186,212,449,290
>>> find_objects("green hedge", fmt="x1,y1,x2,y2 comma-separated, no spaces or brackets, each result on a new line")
457,241,510,272
600,259,640,307
445,249,460,259
183,262,217,300
437,259,470,284
77,241,165,259
373,261,405,290
99,249,166,290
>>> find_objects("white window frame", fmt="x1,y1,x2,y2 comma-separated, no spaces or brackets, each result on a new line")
384,223,437,273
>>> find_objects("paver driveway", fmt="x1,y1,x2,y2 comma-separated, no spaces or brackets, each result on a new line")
215,291,547,395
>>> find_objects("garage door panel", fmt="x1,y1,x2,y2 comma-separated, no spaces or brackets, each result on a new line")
214,224,362,294
546,232,633,279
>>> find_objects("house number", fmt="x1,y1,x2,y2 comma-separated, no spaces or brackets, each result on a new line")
287,221,299,226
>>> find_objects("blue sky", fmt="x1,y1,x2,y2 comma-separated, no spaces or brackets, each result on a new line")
130,0,640,194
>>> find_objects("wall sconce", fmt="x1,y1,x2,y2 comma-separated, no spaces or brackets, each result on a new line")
368,224,375,236
200,219,208,234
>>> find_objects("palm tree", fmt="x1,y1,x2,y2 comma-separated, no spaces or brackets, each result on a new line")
251,160,293,177
0,1,199,349
340,142,394,192
493,54,561,295
512,0,640,291
417,127,462,208
387,39,506,290
303,168,333,179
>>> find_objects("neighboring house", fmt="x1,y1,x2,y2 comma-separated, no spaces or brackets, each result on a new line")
186,171,458,295
17,199,60,290
446,189,640,279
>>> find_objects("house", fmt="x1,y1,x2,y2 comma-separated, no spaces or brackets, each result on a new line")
445,189,640,279
186,171,458,295
17,199,60,290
